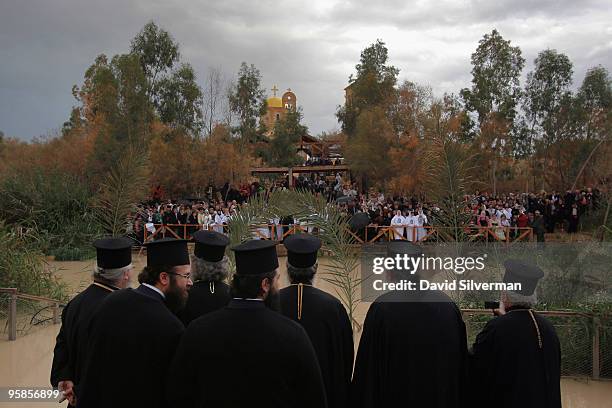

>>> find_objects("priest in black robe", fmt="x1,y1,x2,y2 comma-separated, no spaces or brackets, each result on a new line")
78,238,192,408
351,241,468,408
280,233,353,408
469,260,561,408
166,239,328,408
177,230,231,326
50,237,133,406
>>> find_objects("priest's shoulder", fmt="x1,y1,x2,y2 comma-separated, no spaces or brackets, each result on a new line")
187,304,306,335
372,288,456,304
96,288,179,321
191,280,230,294
64,283,117,315
493,310,556,333
280,285,342,304
475,311,530,342
307,286,347,312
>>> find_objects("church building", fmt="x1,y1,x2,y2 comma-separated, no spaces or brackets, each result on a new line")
262,85,296,137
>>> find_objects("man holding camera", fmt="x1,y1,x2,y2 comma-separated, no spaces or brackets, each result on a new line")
469,260,561,408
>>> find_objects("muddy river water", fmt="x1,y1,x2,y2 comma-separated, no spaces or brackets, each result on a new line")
1,254,610,407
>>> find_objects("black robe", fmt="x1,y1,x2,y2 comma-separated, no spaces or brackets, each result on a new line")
50,283,117,390
166,299,328,408
469,307,561,408
279,285,353,408
351,290,468,408
78,285,184,408
177,280,231,327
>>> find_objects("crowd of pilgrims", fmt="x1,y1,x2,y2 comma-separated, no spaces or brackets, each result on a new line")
51,231,562,408
131,178,601,243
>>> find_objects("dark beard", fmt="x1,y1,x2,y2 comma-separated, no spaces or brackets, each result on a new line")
165,281,188,314
264,288,280,312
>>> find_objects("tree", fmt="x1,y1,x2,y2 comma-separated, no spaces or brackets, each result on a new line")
268,109,308,166
130,21,180,98
130,21,203,136
389,81,432,140
149,128,196,197
111,53,152,145
203,67,225,136
198,124,257,187
72,53,152,180
157,63,204,134
523,49,575,187
461,29,525,125
337,40,399,137
228,62,267,145
344,107,394,189
524,49,574,145
576,65,612,141
461,29,525,194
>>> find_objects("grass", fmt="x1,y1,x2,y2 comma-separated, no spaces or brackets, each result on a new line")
0,223,68,301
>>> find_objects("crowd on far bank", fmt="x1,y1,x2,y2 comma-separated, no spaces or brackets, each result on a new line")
130,177,602,244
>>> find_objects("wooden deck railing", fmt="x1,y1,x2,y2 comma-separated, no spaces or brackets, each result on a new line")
1,288,61,341
142,224,533,244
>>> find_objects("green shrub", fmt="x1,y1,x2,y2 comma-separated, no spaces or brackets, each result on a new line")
0,223,68,301
0,169,99,258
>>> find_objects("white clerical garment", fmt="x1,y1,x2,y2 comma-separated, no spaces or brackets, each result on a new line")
416,212,428,241
390,214,405,240
405,214,417,242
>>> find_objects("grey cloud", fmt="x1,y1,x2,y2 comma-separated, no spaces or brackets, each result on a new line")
1,0,611,140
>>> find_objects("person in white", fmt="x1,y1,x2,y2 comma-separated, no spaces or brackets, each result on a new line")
255,219,272,240
503,205,513,221
214,210,228,234
491,214,505,241
390,210,405,240
203,209,213,230
271,217,283,241
405,210,418,242
416,209,428,241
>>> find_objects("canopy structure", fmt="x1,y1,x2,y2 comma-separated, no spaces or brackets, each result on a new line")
250,165,350,187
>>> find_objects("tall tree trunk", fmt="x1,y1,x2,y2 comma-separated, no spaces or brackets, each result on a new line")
571,138,607,191
492,157,497,196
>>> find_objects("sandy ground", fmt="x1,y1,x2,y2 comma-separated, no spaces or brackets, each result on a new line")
0,253,610,408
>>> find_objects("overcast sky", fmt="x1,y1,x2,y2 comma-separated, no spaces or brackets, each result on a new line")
1,0,611,140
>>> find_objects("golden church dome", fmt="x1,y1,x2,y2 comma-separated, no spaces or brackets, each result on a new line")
267,97,283,108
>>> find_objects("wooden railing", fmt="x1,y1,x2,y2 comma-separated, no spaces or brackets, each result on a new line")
1,288,61,341
142,224,533,244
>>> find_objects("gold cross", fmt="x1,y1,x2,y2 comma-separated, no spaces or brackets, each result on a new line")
271,85,279,97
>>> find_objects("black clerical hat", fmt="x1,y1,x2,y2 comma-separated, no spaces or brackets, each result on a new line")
146,238,189,267
502,259,544,296
193,230,229,262
231,240,278,275
93,237,133,269
284,233,322,268
386,240,424,257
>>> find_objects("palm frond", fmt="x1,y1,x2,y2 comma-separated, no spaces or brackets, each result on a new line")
227,189,363,331
93,146,150,237
423,137,477,242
